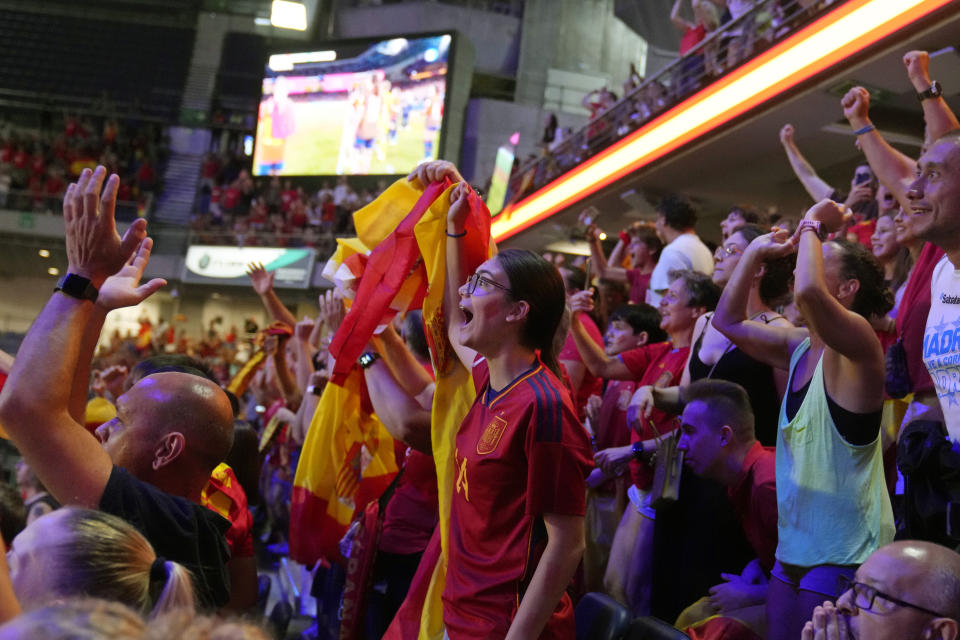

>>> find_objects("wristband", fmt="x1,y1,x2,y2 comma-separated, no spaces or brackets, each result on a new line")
917,80,942,101
797,219,824,240
306,384,323,396
632,441,645,460
446,229,466,238
853,124,876,136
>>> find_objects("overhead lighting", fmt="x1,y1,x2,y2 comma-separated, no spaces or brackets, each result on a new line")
491,0,955,242
268,50,336,72
38,249,50,258
47,267,59,276
598,232,607,241
254,17,272,26
271,0,308,31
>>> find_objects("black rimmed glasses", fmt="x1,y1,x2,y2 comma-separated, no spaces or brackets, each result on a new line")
837,576,951,618
465,273,513,296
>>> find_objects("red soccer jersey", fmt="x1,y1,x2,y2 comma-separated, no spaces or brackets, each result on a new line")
443,359,593,640
618,342,690,489
559,314,605,420
626,269,652,304
727,442,778,573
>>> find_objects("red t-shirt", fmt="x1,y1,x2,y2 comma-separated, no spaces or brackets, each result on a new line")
680,25,707,55
443,359,593,639
559,315,604,419
223,187,241,210
210,186,222,204
626,269,652,304
619,342,689,488
727,442,777,573
897,243,944,395
848,219,876,250
378,447,439,555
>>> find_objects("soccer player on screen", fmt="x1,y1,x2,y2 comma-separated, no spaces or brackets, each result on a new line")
256,76,296,175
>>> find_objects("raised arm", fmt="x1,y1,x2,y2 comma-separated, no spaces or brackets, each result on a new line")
904,50,960,142
363,350,432,455
779,124,834,202
0,167,161,509
713,231,806,371
793,201,885,366
409,161,479,372
246,262,298,329
568,290,633,380
841,87,917,211
671,0,694,31
587,225,627,282
374,323,434,399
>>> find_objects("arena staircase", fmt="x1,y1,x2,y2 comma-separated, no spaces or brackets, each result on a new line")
153,15,227,226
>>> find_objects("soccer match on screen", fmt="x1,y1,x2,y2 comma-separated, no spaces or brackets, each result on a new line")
253,33,450,177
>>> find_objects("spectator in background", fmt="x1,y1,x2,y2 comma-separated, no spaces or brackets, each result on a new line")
0,484,24,550
648,194,714,306
672,0,721,93
720,205,764,241
779,123,879,246
588,222,663,306
15,461,59,526
713,202,895,640
558,265,606,420
869,209,912,326
542,113,558,146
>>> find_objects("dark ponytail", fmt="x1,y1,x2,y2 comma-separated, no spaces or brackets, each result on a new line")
496,249,567,379
830,239,894,318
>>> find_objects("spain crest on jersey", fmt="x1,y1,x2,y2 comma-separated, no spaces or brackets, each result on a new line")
477,415,508,455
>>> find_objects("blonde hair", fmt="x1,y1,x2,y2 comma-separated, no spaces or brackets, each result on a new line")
0,597,146,639
44,508,196,617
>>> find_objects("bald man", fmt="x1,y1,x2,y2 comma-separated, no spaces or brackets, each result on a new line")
0,167,233,608
802,540,960,640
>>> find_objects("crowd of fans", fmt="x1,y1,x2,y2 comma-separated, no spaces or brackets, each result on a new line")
191,151,387,250
0,33,959,640
0,111,166,217
509,0,841,206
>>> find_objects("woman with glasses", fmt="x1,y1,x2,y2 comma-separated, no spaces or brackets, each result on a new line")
632,224,795,446
407,161,593,640
713,200,896,640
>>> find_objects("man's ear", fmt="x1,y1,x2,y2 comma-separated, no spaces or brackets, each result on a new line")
506,300,530,324
152,432,186,470
635,331,649,347
928,617,958,640
719,425,734,447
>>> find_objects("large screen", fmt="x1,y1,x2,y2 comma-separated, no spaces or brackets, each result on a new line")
253,34,452,177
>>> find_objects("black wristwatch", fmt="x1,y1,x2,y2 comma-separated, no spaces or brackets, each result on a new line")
55,273,99,302
358,352,381,369
917,80,943,101
632,441,645,460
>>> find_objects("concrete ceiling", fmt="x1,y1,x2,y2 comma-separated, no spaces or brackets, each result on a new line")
501,6,960,252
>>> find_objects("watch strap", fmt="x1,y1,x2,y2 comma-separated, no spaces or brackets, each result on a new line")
55,273,99,302
917,80,942,101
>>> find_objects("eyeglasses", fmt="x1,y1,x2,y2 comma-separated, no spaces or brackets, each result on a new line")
837,576,950,618
465,273,512,296
714,244,743,261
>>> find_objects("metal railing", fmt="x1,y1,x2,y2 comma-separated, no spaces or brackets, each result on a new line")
505,0,842,205
187,228,342,257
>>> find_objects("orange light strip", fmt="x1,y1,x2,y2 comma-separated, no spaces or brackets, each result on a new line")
491,0,955,242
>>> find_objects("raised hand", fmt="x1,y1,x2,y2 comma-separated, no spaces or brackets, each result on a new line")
779,123,795,146
804,198,852,233
568,289,596,316
317,289,345,333
746,228,796,259
841,86,871,129
903,50,931,88
407,160,464,188
295,316,315,342
64,166,147,288
246,262,274,296
96,238,166,311
447,182,473,229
